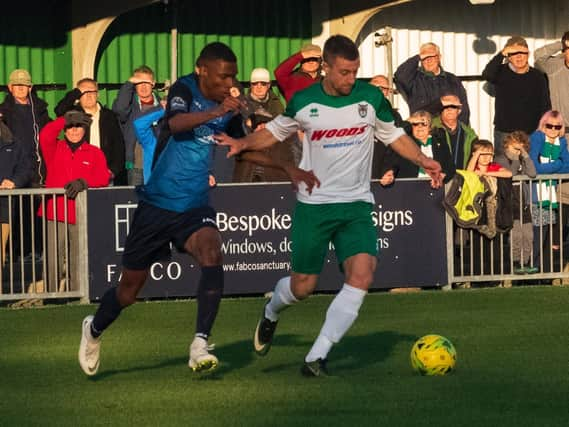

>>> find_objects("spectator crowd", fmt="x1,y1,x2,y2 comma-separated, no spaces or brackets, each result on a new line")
2,31,569,286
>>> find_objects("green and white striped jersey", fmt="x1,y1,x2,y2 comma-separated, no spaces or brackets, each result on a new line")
265,80,405,204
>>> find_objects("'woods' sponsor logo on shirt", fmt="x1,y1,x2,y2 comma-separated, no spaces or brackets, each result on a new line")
310,126,367,141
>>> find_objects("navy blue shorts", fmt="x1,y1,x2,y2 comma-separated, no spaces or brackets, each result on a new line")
122,201,218,270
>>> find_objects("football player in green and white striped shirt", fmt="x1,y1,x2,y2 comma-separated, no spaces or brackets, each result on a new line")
216,34,443,377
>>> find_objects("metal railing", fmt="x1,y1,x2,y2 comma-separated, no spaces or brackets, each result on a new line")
0,188,88,303
446,173,569,286
1,177,568,305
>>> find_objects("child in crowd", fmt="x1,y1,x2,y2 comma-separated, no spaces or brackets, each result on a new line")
467,140,513,178
529,110,569,268
495,132,538,274
465,140,512,278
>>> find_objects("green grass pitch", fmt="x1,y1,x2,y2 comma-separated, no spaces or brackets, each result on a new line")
1,286,568,427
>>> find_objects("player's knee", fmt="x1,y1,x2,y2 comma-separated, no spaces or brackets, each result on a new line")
291,275,317,300
292,287,311,300
197,247,223,266
345,272,373,289
188,229,222,265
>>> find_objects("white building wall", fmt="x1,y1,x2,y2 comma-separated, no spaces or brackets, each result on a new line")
356,0,569,141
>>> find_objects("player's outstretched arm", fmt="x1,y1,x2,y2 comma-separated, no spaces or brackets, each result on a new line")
390,134,443,188
215,128,279,158
238,151,321,194
282,166,321,195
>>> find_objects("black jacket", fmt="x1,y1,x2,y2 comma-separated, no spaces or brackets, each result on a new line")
382,126,456,183
0,120,32,187
0,91,50,186
482,53,551,133
371,99,404,179
394,54,470,124
0,121,33,221
55,89,126,184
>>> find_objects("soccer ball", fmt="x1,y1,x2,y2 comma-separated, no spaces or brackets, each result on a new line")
410,334,457,376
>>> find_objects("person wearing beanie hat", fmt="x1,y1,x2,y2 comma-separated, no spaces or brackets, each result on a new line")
246,68,284,119
250,67,271,84
63,110,93,129
275,42,323,102
482,35,551,156
535,32,569,134
37,115,110,293
232,67,299,183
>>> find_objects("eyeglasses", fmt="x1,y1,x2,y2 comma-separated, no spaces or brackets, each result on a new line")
442,104,461,110
420,55,439,61
545,123,563,130
80,90,98,96
251,81,270,87
301,57,321,64
378,85,397,94
410,122,429,127
507,51,529,57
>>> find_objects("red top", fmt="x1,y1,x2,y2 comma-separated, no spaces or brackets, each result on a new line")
274,52,321,102
39,117,111,224
476,162,502,172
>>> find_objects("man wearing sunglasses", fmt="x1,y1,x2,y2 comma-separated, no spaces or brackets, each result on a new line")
245,68,284,118
431,94,478,170
394,42,470,124
275,43,323,102
482,36,551,156
535,31,569,137
55,78,126,185
233,68,299,183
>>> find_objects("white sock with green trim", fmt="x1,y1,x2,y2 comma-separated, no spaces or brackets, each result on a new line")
305,283,366,363
265,276,297,322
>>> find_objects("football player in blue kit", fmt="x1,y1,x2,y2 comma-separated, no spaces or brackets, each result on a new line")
78,42,246,376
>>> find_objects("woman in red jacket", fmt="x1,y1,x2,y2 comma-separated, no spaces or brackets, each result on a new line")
38,110,110,292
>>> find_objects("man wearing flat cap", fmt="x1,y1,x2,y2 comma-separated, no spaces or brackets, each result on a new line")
0,69,50,186
38,111,111,291
0,68,50,263
275,43,323,102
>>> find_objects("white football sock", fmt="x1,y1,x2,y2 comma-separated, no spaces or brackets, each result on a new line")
265,276,297,322
305,283,366,363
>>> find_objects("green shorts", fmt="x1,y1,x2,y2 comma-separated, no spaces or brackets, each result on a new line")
290,201,378,274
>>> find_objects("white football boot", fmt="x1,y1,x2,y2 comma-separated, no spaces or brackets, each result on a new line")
78,315,101,376
189,336,218,373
